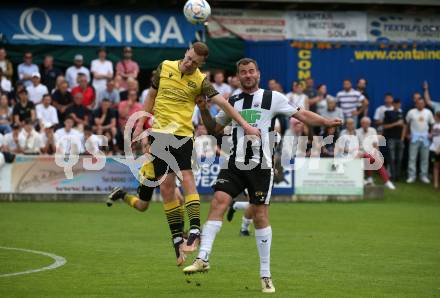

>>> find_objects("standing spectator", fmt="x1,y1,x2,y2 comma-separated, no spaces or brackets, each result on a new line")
18,119,43,154
405,98,435,183
3,124,22,153
267,79,279,91
119,78,138,101
319,99,344,131
96,79,120,107
65,93,90,130
383,98,405,181
0,69,12,93
36,94,59,128
336,79,368,123
356,78,369,118
229,75,241,96
65,55,91,89
304,78,320,112
374,93,394,132
17,52,39,87
423,81,440,113
91,48,113,93
40,55,62,93
26,72,49,105
412,92,423,107
286,81,309,110
118,90,142,129
429,111,440,189
54,116,84,155
0,48,13,80
140,70,156,104
13,90,36,126
92,98,117,137
71,74,95,109
116,47,139,90
0,94,12,134
40,123,56,155
315,84,335,115
52,80,73,122
212,70,232,99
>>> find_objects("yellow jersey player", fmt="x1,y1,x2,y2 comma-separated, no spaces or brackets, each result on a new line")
108,42,260,266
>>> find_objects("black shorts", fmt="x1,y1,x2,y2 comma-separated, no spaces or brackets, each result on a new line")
431,151,440,163
137,184,155,202
213,163,274,205
149,132,194,177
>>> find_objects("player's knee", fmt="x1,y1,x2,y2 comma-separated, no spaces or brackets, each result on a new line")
137,202,150,212
212,193,230,212
252,205,269,226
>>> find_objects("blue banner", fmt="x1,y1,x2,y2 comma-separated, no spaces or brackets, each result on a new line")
0,7,200,48
246,41,440,115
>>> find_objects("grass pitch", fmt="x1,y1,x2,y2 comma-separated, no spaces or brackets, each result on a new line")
1,182,439,297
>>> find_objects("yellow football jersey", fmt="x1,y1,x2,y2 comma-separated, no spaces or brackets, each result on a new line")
151,60,217,137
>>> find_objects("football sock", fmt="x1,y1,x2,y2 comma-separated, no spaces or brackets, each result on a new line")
197,220,222,261
124,194,140,208
241,216,253,232
255,226,272,278
179,204,185,232
233,201,249,210
184,194,201,232
163,199,184,240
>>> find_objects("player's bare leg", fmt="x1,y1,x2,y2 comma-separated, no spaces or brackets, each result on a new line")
107,187,150,212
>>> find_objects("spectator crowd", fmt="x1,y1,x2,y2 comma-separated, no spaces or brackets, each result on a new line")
0,47,439,190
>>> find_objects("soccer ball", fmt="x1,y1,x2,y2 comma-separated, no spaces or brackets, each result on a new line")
183,0,211,24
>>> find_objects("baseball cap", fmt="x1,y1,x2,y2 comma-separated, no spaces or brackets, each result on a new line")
32,72,40,78
74,54,83,61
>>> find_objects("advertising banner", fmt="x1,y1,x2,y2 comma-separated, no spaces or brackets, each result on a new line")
0,7,198,47
368,13,440,42
287,11,368,42
294,158,363,195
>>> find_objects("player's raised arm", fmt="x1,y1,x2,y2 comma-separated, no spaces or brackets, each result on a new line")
195,96,225,136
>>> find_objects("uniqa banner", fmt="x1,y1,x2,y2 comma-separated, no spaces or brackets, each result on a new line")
367,13,440,42
0,7,199,47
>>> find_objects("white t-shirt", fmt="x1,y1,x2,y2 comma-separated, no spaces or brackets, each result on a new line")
65,66,91,89
405,108,435,134
374,105,394,122
286,92,307,109
0,133,4,147
356,127,379,152
27,84,49,105
84,134,103,154
431,101,440,113
213,83,232,98
430,122,440,152
1,77,12,92
91,59,113,92
54,128,84,154
36,104,59,126
18,129,43,153
3,132,19,151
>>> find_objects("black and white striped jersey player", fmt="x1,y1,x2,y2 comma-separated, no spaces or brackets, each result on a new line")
183,58,342,294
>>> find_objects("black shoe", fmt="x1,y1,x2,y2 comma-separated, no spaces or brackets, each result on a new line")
106,187,126,207
239,230,250,237
226,200,236,222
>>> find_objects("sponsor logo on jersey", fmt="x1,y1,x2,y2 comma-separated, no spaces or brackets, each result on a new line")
187,80,197,88
239,109,261,124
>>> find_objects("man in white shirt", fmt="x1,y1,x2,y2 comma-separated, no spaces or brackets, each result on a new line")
36,94,59,129
54,116,84,155
336,79,368,123
0,68,12,92
91,48,113,93
213,70,232,99
18,119,43,154
405,98,435,183
286,81,309,110
83,125,103,155
17,52,39,87
3,124,22,153
65,55,91,89
26,72,49,105
373,93,394,131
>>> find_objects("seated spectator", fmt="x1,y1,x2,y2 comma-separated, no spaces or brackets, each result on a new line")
0,69,12,93
54,116,84,155
9,81,25,105
140,70,157,104
17,52,39,87
52,75,66,94
373,93,394,132
118,90,142,130
93,98,117,137
36,94,59,129
71,73,95,109
286,81,309,110
119,77,138,101
213,70,231,99
83,125,103,155
65,93,90,130
113,74,125,93
91,48,113,93
430,111,440,189
65,54,91,89
0,94,12,134
40,123,56,155
383,98,405,181
315,84,335,115
52,80,73,122
319,98,344,133
283,117,308,159
13,89,36,127
18,118,43,154
26,72,48,105
101,130,118,155
96,79,120,108
40,55,62,93
0,48,14,81
116,46,139,90
3,123,22,154
321,126,337,157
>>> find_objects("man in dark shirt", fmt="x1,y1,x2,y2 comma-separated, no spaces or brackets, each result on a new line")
383,98,405,181
12,89,36,126
40,55,62,93
65,92,90,129
92,98,117,137
52,80,73,121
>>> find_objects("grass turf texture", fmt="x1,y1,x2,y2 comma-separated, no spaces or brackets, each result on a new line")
0,182,439,297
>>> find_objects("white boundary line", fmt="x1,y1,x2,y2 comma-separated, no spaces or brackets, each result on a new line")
0,246,67,277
